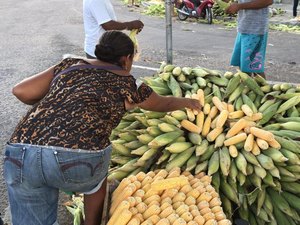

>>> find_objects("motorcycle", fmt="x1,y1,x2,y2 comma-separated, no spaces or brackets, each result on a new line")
174,0,214,24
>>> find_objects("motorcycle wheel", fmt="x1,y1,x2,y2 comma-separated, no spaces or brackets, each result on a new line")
206,7,213,24
177,5,189,21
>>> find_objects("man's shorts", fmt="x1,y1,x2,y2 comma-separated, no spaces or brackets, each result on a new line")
230,32,268,73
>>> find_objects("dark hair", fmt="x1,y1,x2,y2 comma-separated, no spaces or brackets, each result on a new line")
95,31,135,67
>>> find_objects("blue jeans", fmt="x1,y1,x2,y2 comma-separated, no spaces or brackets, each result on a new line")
3,143,112,225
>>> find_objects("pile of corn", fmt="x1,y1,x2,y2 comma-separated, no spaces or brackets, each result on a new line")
108,63,300,224
108,168,231,225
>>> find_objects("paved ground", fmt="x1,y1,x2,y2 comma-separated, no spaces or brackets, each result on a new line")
0,0,299,224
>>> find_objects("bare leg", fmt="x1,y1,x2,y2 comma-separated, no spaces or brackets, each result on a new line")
84,179,107,225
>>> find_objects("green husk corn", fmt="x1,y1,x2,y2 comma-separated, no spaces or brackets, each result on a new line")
172,66,182,76
134,115,148,127
207,75,229,86
280,121,300,132
179,82,193,90
137,134,154,144
158,122,180,133
274,135,300,153
280,148,300,165
254,165,267,179
268,188,294,217
238,71,264,96
165,142,193,154
167,75,182,97
185,154,199,171
117,158,138,172
138,148,158,162
165,146,195,171
207,151,220,176
159,72,171,81
163,64,176,73
224,74,241,98
143,111,167,119
171,110,187,121
241,149,261,167
148,130,183,148
150,85,172,95
181,66,192,75
212,84,222,99
131,145,150,155
278,166,296,178
156,150,171,165
276,95,300,114
261,84,272,93
242,93,257,113
259,100,282,125
111,155,132,165
262,172,276,187
112,142,131,156
256,154,275,170
198,144,216,162
118,132,136,142
108,170,129,181
281,182,300,194
269,167,281,179
249,173,262,189
195,139,209,156
220,179,240,205
271,130,300,139
234,96,244,110
229,160,238,182
163,115,180,126
258,98,277,113
281,191,300,211
187,132,202,145
196,76,206,87
263,148,288,163
235,152,248,175
191,67,209,77
147,118,163,126
195,161,208,174
219,147,231,176
237,171,246,186
146,126,163,136
124,140,144,149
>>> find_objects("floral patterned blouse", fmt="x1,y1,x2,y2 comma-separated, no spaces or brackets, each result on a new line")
10,58,153,150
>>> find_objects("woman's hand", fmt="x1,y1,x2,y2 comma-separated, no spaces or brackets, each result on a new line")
136,91,202,112
127,20,144,32
225,3,240,14
186,98,202,112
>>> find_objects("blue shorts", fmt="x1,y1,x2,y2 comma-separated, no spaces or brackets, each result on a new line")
3,143,112,225
230,32,268,73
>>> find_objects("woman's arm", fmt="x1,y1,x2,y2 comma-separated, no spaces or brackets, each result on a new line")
12,65,55,105
134,91,202,112
226,0,273,14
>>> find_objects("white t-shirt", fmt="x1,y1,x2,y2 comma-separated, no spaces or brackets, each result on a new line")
83,0,117,57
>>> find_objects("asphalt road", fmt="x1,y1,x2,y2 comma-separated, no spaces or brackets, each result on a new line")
0,0,299,224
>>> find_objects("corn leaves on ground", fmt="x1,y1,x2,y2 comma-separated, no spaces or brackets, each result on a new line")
67,63,300,225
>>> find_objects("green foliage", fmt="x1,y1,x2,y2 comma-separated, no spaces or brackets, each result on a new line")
143,3,165,17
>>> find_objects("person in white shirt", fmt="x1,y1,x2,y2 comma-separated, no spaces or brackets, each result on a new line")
83,0,144,58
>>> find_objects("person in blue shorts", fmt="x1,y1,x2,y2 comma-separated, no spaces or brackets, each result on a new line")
225,0,273,79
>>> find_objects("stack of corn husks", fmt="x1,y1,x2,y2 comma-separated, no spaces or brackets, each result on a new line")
108,63,300,225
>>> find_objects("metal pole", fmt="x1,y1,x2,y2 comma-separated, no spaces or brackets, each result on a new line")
165,0,173,64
